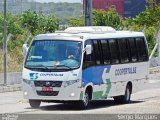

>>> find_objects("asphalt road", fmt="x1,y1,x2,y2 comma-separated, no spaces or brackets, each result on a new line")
0,74,160,120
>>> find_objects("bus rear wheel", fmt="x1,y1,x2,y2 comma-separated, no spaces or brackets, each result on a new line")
29,99,41,108
114,85,131,104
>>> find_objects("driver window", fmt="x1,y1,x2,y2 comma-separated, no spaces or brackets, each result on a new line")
83,40,95,69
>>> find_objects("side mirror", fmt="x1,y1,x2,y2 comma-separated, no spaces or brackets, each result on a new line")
23,44,28,57
85,45,92,55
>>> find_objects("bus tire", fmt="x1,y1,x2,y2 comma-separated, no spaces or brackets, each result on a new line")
29,99,41,108
114,85,131,104
80,90,91,109
123,85,131,103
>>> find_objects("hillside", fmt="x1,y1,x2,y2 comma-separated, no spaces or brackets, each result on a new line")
40,2,83,24
0,1,82,25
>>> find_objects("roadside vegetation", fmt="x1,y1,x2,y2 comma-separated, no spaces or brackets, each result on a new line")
0,11,59,72
0,0,159,72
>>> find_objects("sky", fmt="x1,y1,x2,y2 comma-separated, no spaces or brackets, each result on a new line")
34,0,82,3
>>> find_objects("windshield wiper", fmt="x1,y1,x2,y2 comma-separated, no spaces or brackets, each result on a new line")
25,64,51,69
25,64,76,70
54,64,73,70
35,64,50,69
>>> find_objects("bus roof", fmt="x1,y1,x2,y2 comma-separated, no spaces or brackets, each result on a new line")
34,26,145,42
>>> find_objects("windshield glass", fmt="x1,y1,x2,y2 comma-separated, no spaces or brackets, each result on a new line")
25,40,82,70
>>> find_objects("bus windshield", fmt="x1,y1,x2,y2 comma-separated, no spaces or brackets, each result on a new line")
25,40,82,70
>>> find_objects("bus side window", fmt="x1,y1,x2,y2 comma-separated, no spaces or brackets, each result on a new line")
93,40,102,65
101,40,111,65
128,38,138,62
108,39,120,64
83,40,95,69
136,37,148,62
118,38,129,63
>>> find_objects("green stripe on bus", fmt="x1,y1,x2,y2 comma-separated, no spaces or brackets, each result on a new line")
81,79,111,100
93,91,103,100
80,93,83,100
102,79,111,97
106,79,111,94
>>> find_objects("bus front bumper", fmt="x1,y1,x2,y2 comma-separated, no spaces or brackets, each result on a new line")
22,80,82,101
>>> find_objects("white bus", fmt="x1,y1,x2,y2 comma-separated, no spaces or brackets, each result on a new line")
22,26,149,109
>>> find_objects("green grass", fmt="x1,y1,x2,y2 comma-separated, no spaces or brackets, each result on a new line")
0,49,23,72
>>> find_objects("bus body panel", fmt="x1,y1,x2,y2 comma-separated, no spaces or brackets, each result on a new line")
82,62,148,100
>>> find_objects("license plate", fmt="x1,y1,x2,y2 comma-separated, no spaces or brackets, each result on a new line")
42,87,53,92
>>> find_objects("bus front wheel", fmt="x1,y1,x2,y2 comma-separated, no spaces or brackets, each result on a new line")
80,90,91,109
29,99,41,108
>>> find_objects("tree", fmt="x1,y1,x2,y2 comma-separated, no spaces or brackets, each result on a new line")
21,10,39,35
21,10,59,35
124,0,160,28
93,8,123,29
69,8,123,29
68,17,84,27
0,13,23,49
45,15,59,33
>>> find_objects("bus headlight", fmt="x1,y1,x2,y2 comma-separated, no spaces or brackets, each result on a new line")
64,79,80,88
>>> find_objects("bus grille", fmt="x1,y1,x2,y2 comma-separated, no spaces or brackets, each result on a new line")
34,81,62,96
37,91,59,96
34,81,62,87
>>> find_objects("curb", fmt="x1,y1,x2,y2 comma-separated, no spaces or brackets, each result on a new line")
0,84,21,93
149,67,160,74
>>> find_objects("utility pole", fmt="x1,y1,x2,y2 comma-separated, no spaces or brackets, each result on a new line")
84,0,92,26
21,0,22,14
4,0,7,85
157,28,160,65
